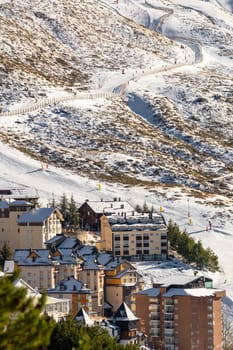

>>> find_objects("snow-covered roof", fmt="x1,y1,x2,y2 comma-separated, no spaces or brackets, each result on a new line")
75,307,94,326
0,180,39,200
163,288,224,298
14,278,41,300
3,260,15,274
17,207,55,223
108,212,166,231
155,274,210,287
83,200,135,215
114,302,138,321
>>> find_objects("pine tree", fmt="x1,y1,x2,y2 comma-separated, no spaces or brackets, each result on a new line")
0,272,54,350
68,195,79,226
49,316,140,350
0,242,11,268
59,193,69,224
142,201,149,213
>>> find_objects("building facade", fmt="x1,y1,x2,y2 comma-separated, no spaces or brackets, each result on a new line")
101,212,168,260
0,200,63,253
135,275,225,350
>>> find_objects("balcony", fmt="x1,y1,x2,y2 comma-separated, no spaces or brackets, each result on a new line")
164,328,174,336
150,312,160,320
150,320,160,327
150,329,160,337
164,315,174,321
164,335,175,345
164,305,174,313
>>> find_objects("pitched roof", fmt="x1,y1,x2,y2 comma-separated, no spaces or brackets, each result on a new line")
0,180,39,200
48,276,91,294
0,200,9,209
17,207,55,223
75,307,94,326
114,302,138,321
82,256,100,270
14,248,80,266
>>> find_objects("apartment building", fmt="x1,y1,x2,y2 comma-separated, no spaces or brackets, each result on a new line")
135,274,225,350
104,259,144,313
112,302,139,345
0,199,63,252
78,198,135,231
47,276,95,317
100,212,168,260
14,247,82,290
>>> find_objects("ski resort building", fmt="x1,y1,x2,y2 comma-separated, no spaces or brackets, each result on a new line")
0,200,63,252
135,274,225,350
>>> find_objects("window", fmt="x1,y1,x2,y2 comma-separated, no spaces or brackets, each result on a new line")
123,235,129,241
144,242,149,247
115,250,120,255
115,236,120,241
144,250,149,254
136,242,142,247
136,235,142,240
123,250,129,255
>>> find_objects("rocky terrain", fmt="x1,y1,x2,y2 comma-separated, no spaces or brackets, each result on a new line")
0,0,232,200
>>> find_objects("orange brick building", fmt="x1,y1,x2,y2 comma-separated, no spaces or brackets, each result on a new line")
135,275,225,350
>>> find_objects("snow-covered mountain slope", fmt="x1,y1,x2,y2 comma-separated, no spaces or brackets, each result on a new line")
0,0,232,200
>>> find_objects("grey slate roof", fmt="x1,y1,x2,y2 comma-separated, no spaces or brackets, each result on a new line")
58,237,80,249
48,276,91,294
137,287,160,297
82,256,100,270
74,307,94,326
10,200,33,207
14,248,80,266
97,253,113,266
17,207,55,223
0,200,9,209
113,302,138,321
155,274,210,288
77,245,96,256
